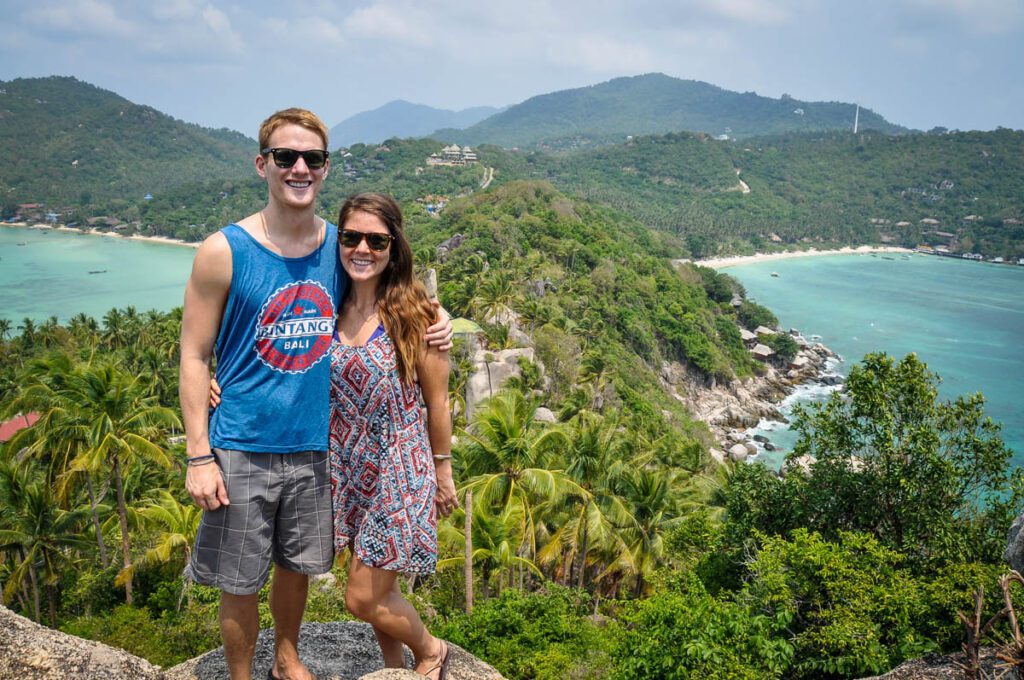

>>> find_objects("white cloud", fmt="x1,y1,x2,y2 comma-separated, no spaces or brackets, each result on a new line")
22,0,136,38
343,2,436,48
200,5,243,53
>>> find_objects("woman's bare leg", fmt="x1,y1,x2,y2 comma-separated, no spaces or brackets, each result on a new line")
346,557,446,676
372,581,406,667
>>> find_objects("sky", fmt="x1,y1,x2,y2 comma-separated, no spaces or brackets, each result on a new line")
1,0,1022,139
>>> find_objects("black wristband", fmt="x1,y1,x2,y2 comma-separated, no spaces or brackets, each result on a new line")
186,454,216,467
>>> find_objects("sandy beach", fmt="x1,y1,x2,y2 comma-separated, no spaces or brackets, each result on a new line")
3,222,200,249
695,245,914,269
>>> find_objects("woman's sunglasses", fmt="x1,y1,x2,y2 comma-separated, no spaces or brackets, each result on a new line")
340,229,393,252
261,147,329,170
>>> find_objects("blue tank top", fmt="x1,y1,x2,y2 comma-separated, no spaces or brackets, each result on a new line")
209,222,346,453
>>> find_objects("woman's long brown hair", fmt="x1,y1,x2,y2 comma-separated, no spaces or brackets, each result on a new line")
338,193,436,385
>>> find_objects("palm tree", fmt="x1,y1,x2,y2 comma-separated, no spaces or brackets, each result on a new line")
7,352,112,566
117,490,200,609
126,345,178,404
577,349,612,412
459,391,589,574
470,271,520,325
460,390,583,529
0,318,12,342
614,467,681,598
539,411,635,590
62,363,180,604
0,459,91,625
438,498,542,599
67,312,99,343
17,317,37,350
101,308,127,350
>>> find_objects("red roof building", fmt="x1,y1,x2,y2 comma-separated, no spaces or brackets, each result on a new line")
0,413,39,443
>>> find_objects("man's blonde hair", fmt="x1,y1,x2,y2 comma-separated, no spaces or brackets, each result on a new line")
258,108,329,151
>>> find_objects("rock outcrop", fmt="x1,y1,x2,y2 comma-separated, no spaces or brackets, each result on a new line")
668,342,840,460
856,649,999,679
0,605,161,680
465,347,536,420
1005,513,1024,573
165,621,504,680
0,606,504,680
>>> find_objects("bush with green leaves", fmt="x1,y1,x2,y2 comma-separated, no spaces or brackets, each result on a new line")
434,586,611,680
62,601,220,667
765,332,799,362
741,529,935,678
611,574,794,680
736,300,778,331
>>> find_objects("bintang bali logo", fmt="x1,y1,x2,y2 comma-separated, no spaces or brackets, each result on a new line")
254,280,335,373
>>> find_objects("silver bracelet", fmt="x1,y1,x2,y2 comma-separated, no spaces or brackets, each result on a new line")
432,454,452,460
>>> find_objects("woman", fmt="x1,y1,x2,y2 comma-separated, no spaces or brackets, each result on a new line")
329,192,457,680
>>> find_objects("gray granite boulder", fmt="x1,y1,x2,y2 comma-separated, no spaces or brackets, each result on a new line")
1005,512,1024,572
0,605,161,679
163,621,505,680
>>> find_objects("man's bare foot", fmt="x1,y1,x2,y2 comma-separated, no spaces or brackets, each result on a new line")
268,660,316,680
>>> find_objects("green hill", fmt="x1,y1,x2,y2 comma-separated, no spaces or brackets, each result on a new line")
436,73,906,149
0,76,253,211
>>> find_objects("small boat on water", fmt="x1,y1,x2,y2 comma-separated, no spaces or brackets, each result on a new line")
87,269,107,275
901,255,911,260
770,272,779,277
16,242,26,246
881,256,895,260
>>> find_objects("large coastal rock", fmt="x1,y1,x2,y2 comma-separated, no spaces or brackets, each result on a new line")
164,621,504,680
666,342,838,453
0,605,161,679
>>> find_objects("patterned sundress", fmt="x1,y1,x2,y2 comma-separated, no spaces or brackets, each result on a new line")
328,324,438,574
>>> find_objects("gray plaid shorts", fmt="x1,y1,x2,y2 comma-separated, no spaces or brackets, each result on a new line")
184,449,334,595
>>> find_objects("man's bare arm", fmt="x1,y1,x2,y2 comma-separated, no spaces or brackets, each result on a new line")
180,232,232,511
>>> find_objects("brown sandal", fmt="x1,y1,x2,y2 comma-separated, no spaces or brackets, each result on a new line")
423,640,451,680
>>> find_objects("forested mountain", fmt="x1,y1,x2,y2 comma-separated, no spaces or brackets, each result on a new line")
530,128,1024,259
4,77,1021,259
329,100,503,146
0,76,253,209
436,73,906,149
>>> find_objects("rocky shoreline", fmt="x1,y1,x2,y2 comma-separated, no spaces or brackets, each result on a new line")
669,332,843,466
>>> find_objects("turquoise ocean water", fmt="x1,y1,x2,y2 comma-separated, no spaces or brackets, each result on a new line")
2,228,1021,468
725,253,1024,467
0,226,197,323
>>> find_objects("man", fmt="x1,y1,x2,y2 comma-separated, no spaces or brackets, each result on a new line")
180,108,450,680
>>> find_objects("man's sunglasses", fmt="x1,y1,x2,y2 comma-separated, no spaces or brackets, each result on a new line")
261,147,329,170
340,229,393,252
